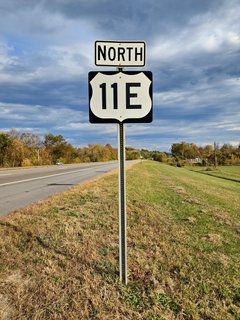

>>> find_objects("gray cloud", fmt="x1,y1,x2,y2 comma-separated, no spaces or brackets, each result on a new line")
0,0,239,150
0,0,230,38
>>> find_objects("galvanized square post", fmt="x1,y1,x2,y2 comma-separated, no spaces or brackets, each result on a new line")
118,121,127,284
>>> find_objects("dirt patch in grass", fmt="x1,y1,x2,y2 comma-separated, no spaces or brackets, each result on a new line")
0,161,240,319
202,233,223,245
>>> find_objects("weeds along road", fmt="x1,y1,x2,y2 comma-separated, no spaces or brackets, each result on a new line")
0,161,129,217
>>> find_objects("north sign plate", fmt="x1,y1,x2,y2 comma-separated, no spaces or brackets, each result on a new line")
95,41,145,67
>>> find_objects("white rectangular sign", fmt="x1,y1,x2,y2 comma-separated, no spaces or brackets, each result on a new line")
95,41,146,67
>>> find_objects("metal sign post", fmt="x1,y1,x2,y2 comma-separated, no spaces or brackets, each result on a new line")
89,40,152,285
116,65,127,285
118,121,127,284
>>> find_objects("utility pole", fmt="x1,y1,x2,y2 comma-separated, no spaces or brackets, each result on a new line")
214,142,218,168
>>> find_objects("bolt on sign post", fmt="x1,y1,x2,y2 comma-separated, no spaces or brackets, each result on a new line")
89,41,152,285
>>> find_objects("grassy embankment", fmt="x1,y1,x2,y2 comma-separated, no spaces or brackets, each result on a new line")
0,161,240,319
188,165,240,183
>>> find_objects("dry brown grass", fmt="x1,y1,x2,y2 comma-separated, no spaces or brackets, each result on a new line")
0,161,240,319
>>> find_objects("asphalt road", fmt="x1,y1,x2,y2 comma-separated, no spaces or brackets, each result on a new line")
0,162,120,217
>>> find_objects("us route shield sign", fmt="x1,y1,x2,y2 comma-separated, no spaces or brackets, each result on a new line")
89,71,152,123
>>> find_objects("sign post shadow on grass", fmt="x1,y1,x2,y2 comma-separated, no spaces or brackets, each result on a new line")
89,41,153,285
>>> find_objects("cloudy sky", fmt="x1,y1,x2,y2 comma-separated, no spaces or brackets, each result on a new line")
0,0,239,151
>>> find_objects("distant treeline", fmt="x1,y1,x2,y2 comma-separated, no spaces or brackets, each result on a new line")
0,130,239,167
0,129,118,167
170,141,240,166
0,129,156,167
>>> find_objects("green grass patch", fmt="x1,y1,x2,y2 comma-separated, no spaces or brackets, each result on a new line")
188,165,240,182
0,161,240,319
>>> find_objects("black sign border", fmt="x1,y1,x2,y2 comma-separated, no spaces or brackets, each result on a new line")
89,71,152,124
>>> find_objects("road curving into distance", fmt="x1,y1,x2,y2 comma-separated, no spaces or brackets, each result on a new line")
0,161,134,217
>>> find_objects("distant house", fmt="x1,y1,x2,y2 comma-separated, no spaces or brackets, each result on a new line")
189,157,202,164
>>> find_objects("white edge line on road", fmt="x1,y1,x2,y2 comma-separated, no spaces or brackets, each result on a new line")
0,167,103,187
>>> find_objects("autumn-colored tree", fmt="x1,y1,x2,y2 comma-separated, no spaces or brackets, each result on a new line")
19,132,43,165
44,134,74,164
171,142,199,160
76,144,117,162
126,147,140,160
0,132,14,167
151,151,168,162
9,139,25,167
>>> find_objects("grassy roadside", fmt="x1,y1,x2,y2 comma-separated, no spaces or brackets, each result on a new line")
0,161,240,319
187,165,240,183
